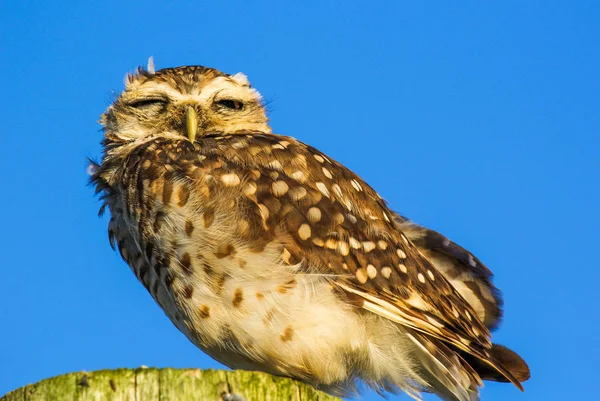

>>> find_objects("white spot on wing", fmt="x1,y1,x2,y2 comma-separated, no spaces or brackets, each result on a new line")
298,224,311,240
316,182,330,198
221,173,241,186
271,181,289,196
349,237,361,249
350,179,363,192
291,171,306,182
356,268,368,284
337,241,350,256
367,264,377,279
314,154,325,163
362,241,376,252
307,207,322,223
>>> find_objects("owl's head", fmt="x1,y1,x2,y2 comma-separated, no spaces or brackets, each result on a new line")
101,64,271,144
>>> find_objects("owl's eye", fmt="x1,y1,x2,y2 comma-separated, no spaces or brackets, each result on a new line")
128,98,168,109
216,99,244,111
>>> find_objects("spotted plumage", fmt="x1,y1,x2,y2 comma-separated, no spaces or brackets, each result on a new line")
91,63,529,401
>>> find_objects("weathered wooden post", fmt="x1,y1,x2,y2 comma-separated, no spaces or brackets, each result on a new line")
1,368,342,401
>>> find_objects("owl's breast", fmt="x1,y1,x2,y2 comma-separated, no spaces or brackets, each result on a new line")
100,140,387,386
107,174,370,384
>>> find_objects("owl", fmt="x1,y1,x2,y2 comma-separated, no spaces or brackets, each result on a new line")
91,63,529,401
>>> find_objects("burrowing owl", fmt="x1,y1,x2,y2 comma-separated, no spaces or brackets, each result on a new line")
91,64,529,401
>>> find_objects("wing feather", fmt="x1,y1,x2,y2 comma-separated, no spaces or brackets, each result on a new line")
393,215,503,329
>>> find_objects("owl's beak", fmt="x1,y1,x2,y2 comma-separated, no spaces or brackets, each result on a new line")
186,107,198,143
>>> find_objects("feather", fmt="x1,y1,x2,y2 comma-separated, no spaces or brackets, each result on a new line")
394,215,503,329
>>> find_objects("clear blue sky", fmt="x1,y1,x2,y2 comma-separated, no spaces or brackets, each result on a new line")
1,2,598,400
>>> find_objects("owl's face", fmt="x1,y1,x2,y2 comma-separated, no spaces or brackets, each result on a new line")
101,66,270,143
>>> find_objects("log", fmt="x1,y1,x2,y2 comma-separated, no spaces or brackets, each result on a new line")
1,368,342,401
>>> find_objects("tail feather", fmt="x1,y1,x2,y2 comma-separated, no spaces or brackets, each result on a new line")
406,331,481,401
462,344,530,385
406,332,530,400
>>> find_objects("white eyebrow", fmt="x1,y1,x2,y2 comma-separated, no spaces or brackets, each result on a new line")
133,78,263,103
196,77,262,101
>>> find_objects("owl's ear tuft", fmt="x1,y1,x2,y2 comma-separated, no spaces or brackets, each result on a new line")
231,72,250,87
124,73,137,87
147,56,155,74
124,60,157,88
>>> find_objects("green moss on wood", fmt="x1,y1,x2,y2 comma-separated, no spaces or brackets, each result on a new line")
1,368,342,401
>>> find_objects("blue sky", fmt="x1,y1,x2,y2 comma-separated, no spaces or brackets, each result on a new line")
0,2,598,400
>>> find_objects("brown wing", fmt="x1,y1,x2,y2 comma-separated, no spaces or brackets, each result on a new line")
392,214,503,330
114,132,524,389
191,133,523,390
